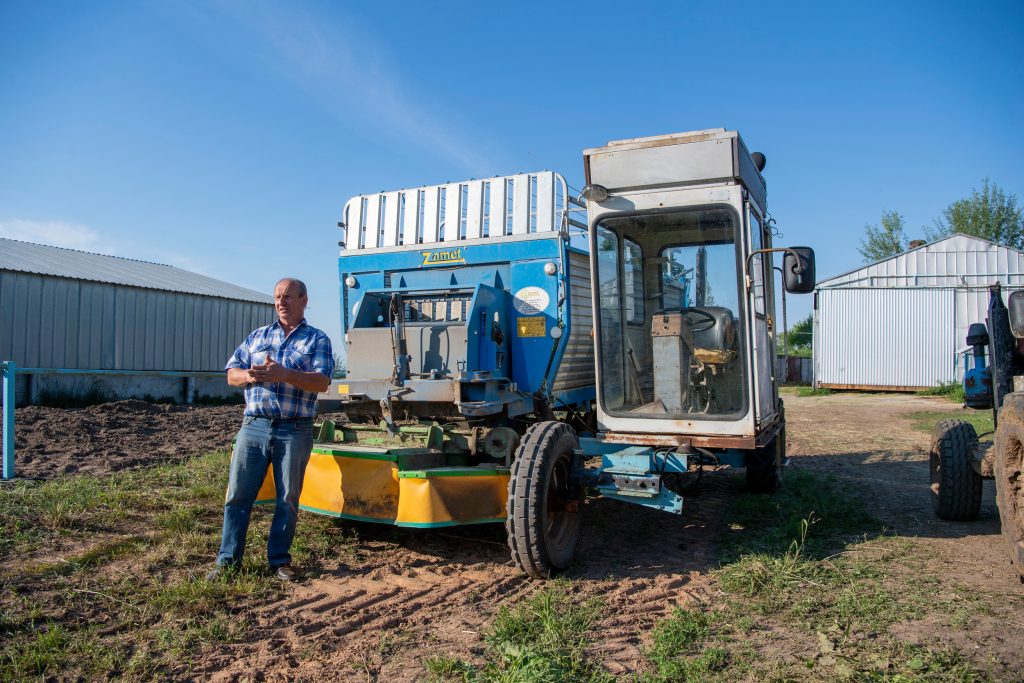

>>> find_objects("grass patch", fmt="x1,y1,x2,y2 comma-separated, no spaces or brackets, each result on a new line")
425,653,474,680
917,381,966,404
431,582,611,682
796,386,832,397
719,469,884,561
641,608,731,682
481,582,611,682
640,469,992,681
0,449,355,679
906,410,993,435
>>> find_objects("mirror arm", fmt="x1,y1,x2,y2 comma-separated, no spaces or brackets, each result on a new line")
744,247,804,291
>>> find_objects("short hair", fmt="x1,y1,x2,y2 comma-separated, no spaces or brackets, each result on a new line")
275,278,307,297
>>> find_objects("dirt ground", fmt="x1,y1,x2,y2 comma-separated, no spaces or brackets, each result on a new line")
5,393,1024,680
0,401,241,478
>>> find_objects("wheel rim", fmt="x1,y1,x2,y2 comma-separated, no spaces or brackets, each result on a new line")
929,451,941,496
543,453,578,556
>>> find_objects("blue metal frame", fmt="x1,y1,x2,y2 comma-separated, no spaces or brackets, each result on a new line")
2,362,14,480
338,235,595,415
575,436,752,514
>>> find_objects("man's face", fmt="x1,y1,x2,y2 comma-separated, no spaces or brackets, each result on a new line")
274,280,307,325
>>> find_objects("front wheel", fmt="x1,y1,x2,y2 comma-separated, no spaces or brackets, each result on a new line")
747,425,785,493
930,420,982,521
506,422,583,579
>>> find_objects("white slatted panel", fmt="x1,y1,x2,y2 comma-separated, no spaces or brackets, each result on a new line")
465,180,483,239
422,187,440,242
344,198,361,248
402,189,419,245
535,171,554,232
511,174,530,235
487,179,506,237
443,183,461,242
342,171,567,249
381,191,401,246
363,197,381,249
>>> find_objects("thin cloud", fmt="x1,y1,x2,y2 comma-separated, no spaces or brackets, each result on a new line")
0,217,220,278
0,218,115,253
180,1,492,173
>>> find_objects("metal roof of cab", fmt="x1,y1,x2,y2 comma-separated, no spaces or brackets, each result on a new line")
0,237,274,303
582,127,767,212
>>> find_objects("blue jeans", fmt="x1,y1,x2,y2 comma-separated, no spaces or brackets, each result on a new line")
216,415,314,568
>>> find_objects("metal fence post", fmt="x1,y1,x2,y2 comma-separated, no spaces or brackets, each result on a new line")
2,361,13,480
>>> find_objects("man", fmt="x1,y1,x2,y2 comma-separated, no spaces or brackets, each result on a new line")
207,278,334,582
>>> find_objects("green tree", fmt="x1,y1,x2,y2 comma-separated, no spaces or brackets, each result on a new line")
925,178,1024,249
779,314,813,358
858,210,907,263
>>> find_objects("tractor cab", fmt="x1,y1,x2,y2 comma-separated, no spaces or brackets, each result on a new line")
504,129,816,579
582,128,814,441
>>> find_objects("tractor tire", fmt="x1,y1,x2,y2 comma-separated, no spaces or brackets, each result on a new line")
930,420,982,521
994,393,1024,580
746,425,785,493
506,421,583,579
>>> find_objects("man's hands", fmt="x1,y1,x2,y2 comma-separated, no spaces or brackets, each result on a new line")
249,357,287,384
226,357,330,394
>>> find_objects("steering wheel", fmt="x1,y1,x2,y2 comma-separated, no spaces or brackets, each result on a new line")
654,307,717,333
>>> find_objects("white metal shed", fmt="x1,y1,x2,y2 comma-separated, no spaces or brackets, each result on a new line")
813,235,1024,390
0,238,276,403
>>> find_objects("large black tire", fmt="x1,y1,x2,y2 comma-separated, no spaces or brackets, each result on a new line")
506,421,583,579
930,420,982,521
994,394,1024,580
747,401,786,493
746,427,784,493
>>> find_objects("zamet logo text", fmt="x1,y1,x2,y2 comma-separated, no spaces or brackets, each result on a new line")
421,248,466,266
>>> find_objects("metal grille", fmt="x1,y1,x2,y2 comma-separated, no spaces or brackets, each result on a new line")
384,293,474,324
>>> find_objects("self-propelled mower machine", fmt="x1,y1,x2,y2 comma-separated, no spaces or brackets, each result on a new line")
256,129,816,578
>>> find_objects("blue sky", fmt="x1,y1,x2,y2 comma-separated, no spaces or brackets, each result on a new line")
1,0,1021,356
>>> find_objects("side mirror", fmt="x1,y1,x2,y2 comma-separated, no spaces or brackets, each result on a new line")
783,247,816,294
1009,290,1024,338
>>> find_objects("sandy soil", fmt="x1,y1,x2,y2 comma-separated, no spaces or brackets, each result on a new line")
5,394,1024,679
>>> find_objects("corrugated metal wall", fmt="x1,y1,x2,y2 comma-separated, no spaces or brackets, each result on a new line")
0,271,275,371
552,250,596,394
815,288,955,388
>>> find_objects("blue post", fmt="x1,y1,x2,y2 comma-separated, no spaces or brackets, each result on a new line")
2,361,13,480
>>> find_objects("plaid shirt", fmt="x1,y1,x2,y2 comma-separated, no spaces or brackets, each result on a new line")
225,319,335,419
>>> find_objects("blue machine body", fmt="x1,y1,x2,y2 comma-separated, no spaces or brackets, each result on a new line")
336,233,595,418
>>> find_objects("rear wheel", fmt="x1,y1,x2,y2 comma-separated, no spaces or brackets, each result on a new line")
747,425,785,493
930,420,982,521
994,394,1024,580
506,422,583,578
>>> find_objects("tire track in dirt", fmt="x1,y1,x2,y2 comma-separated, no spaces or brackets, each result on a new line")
195,556,535,682
568,472,737,674
190,471,735,682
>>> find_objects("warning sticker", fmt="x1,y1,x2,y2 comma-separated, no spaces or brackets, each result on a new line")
513,286,550,315
337,384,349,395
517,316,546,337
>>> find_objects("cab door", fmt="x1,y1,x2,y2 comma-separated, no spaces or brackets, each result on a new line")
746,202,778,426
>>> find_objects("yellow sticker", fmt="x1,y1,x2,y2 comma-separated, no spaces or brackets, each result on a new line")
517,317,546,337
337,384,349,395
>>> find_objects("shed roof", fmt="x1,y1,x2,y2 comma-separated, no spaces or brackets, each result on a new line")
0,238,274,303
818,234,1024,289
